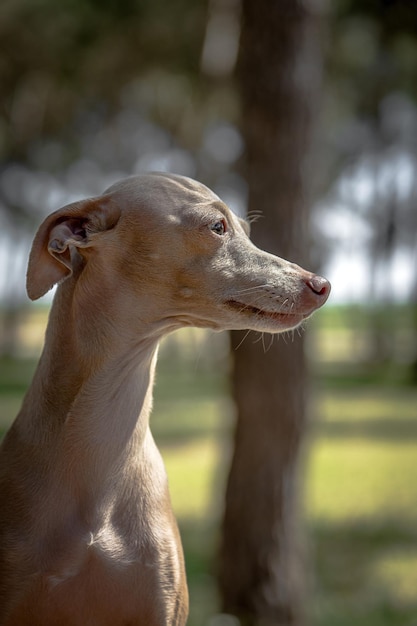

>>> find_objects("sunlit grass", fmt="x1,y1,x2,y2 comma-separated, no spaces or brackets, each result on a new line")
163,439,224,626
307,439,417,523
373,547,417,607
152,379,417,625
163,438,222,519
317,386,417,423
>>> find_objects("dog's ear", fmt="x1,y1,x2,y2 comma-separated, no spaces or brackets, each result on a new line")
26,196,120,301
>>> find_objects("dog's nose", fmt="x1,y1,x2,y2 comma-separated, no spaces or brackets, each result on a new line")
306,274,331,298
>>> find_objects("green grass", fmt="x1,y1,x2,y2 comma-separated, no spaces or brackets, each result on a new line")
154,377,417,626
1,316,417,625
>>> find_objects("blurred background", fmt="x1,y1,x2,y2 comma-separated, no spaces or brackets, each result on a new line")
0,0,417,625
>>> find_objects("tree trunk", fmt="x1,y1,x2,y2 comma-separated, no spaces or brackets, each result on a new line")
218,2,321,624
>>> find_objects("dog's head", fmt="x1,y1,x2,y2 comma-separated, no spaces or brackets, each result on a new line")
27,173,330,336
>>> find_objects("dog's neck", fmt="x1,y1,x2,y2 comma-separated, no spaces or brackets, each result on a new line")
17,279,161,500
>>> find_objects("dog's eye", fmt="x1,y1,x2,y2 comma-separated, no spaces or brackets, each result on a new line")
210,219,227,236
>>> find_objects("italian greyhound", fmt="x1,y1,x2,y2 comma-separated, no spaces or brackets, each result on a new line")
0,173,330,625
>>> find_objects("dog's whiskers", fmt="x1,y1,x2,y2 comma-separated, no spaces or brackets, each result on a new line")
232,284,271,296
246,211,264,225
234,329,253,351
266,333,275,352
253,333,264,345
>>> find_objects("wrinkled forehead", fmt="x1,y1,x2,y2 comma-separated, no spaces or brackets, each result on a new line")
104,172,222,217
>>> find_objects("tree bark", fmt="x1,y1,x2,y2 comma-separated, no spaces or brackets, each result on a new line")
218,2,322,625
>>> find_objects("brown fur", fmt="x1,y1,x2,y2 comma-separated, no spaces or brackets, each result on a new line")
0,173,330,625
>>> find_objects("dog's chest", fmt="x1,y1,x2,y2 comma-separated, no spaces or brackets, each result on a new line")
8,537,185,626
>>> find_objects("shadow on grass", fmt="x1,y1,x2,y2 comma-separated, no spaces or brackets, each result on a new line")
312,517,417,626
316,361,417,389
315,417,417,442
151,365,233,447
178,516,221,626
0,356,37,394
178,514,417,626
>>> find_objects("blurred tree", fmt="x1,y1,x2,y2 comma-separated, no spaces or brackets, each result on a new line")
0,0,208,165
218,1,322,624
318,0,417,379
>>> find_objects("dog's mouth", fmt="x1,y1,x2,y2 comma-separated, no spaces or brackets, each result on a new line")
225,299,306,328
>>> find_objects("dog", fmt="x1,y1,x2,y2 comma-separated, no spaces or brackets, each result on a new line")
0,172,330,625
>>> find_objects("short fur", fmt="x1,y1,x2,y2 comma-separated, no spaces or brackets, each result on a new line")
0,173,330,625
